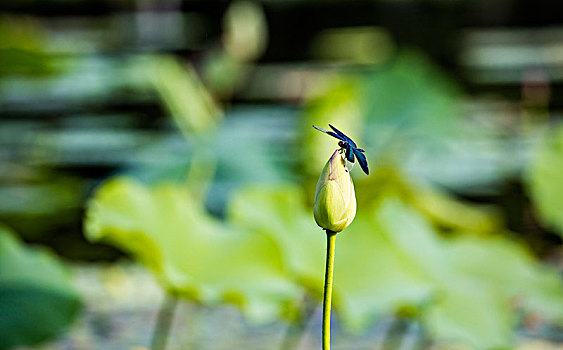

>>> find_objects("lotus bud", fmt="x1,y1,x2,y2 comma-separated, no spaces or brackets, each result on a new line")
314,150,357,233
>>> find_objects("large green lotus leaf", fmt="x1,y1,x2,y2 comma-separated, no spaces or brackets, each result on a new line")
445,235,563,322
227,186,433,330
334,217,434,330
374,199,454,282
301,51,461,177
227,184,562,348
362,50,461,140
84,177,300,322
227,185,325,290
301,51,460,176
410,188,503,235
372,200,516,349
0,225,81,349
354,166,502,235
527,125,563,238
424,286,513,350
376,200,563,348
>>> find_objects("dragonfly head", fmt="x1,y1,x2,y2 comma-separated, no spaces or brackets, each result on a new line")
338,140,348,149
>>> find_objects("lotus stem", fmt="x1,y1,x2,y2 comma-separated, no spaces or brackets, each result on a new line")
322,230,337,350
151,293,178,350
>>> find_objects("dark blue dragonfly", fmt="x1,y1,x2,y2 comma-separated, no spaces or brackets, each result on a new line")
313,124,369,175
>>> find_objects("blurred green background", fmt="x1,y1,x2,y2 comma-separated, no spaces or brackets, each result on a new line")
1,0,563,350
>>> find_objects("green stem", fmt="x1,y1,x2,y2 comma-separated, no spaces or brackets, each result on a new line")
322,230,337,350
151,294,178,350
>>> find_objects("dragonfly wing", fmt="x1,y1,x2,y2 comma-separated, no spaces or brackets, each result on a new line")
312,125,344,141
329,124,356,147
345,145,355,163
353,148,369,175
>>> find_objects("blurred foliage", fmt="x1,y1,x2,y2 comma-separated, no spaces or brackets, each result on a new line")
410,187,503,234
300,50,538,196
84,177,301,322
202,48,250,98
303,77,365,176
80,45,563,349
85,168,563,349
0,224,81,349
527,125,563,239
133,55,222,137
0,4,554,347
0,1,561,349
0,16,62,78
302,50,462,178
202,0,267,98
362,51,461,139
310,26,395,65
0,177,83,241
222,0,268,63
231,177,563,349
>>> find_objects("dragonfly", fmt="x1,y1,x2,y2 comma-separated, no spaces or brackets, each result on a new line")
312,124,369,175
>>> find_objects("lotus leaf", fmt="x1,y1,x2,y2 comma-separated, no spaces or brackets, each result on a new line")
527,125,563,238
227,184,563,349
0,225,81,349
84,178,301,322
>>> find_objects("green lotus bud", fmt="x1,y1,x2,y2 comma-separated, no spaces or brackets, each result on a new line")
314,150,357,233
